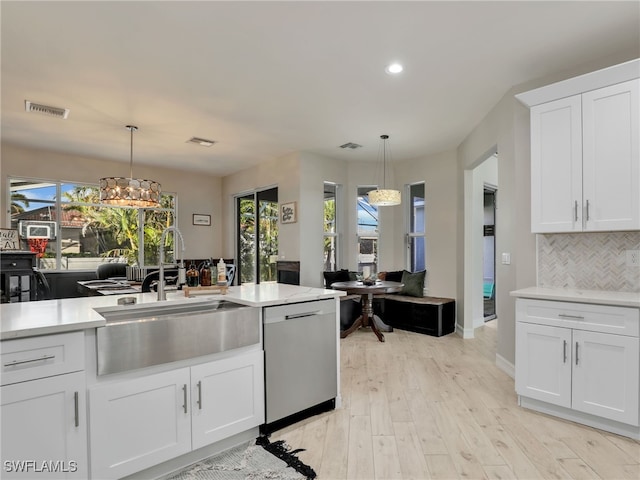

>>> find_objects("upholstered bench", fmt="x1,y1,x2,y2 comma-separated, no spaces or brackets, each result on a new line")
379,294,456,337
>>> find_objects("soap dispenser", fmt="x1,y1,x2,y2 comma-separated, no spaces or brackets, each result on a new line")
217,258,226,285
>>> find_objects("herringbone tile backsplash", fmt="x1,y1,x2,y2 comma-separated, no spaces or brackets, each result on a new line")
538,232,640,292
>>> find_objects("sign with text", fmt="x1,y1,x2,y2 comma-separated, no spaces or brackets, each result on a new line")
0,229,20,251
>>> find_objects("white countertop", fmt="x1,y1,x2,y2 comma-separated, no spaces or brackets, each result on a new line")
0,283,345,340
510,287,640,308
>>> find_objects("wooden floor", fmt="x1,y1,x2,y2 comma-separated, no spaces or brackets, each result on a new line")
272,321,640,480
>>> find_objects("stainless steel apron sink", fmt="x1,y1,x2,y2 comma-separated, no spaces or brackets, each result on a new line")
94,300,260,375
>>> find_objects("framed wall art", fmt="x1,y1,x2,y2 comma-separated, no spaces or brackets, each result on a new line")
192,214,211,226
280,202,297,224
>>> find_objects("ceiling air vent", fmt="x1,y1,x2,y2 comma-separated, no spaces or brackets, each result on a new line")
187,137,216,147
25,101,69,119
339,142,362,149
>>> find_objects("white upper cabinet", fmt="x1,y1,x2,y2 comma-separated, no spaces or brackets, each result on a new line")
519,59,640,233
531,95,583,232
582,80,639,231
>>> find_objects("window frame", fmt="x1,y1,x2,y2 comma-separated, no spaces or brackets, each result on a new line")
356,185,379,274
323,182,341,271
8,176,177,271
405,181,426,272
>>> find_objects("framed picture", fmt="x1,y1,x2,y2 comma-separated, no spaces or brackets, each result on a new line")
192,214,211,226
280,202,297,224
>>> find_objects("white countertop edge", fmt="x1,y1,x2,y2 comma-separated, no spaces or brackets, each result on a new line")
510,287,640,308
1,284,346,340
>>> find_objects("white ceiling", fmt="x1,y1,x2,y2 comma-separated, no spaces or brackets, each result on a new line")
2,1,639,176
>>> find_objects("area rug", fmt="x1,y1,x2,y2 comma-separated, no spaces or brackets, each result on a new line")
166,436,316,480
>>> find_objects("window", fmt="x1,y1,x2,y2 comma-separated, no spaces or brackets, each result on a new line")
236,187,278,285
323,182,340,271
406,182,426,271
357,186,378,274
9,178,176,270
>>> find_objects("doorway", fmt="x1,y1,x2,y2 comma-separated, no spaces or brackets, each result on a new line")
236,187,279,285
483,187,496,321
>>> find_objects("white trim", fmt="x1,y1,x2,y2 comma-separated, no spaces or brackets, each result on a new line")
495,353,515,379
516,58,639,107
519,396,639,440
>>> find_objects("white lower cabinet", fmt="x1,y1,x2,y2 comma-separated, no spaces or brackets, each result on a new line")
89,350,264,479
1,332,87,479
1,372,88,479
191,350,264,450
516,298,640,436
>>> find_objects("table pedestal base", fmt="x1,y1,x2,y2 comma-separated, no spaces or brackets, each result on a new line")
340,292,385,342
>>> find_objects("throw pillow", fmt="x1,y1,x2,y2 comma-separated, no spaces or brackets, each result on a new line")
323,269,350,288
377,271,387,281
400,270,426,297
385,270,404,282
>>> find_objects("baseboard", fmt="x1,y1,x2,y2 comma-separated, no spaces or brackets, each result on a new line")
456,323,475,338
495,353,515,378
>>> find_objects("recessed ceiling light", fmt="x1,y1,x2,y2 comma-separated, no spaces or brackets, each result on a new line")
385,63,403,75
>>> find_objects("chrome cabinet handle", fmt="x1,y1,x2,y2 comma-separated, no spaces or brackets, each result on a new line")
575,342,579,366
197,380,202,410
4,354,55,367
285,311,321,320
586,200,590,221
74,391,79,427
558,313,584,320
574,200,578,222
563,340,567,363
182,384,188,414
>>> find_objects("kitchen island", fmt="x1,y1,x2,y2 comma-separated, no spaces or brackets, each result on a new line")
0,283,345,479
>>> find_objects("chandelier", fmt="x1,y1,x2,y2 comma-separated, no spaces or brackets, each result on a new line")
99,125,161,207
368,134,401,206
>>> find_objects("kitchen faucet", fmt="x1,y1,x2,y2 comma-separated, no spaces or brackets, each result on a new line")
158,225,186,301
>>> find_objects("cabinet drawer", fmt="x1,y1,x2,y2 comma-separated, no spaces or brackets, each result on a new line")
1,331,84,385
0,254,35,272
516,299,639,337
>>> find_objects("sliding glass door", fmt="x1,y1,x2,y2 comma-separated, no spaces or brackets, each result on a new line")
236,187,278,284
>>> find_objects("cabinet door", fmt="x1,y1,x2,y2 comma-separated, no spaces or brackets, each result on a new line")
572,330,639,425
89,368,191,480
582,79,640,231
191,350,264,450
516,322,572,407
1,372,88,479
530,95,583,233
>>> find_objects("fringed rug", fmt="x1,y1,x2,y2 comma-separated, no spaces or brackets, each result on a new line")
166,436,316,480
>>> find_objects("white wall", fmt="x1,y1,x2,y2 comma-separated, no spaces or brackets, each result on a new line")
220,151,300,264
220,151,348,288
395,150,458,299
1,143,222,260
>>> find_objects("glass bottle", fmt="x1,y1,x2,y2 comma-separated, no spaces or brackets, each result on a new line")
186,263,199,287
199,261,212,287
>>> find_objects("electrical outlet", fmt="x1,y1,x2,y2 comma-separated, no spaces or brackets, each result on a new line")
626,250,640,267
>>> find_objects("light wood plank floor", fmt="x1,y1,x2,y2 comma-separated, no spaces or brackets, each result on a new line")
272,321,640,479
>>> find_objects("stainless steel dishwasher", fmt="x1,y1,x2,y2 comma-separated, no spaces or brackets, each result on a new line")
263,298,337,432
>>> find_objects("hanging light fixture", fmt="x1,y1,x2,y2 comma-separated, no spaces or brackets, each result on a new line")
99,125,161,207
368,134,401,206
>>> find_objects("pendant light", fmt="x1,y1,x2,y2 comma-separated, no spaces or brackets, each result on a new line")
99,125,161,207
368,134,401,206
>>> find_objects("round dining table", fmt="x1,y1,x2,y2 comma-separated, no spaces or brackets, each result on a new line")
330,280,403,342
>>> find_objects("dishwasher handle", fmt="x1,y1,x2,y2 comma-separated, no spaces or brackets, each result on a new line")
264,310,322,324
